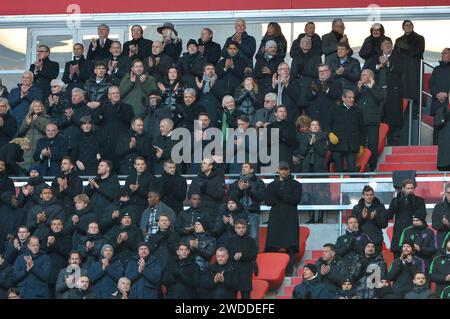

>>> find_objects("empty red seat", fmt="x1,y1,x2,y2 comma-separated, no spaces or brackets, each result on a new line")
423,73,431,94
378,123,389,156
356,148,371,173
253,253,289,290
295,226,310,262
237,279,269,299
382,249,394,269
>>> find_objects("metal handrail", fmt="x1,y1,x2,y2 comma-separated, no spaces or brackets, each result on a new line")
419,59,436,145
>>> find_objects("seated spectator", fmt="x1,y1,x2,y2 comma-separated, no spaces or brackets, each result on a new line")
374,279,401,299
44,80,70,135
292,264,333,299
4,226,30,266
0,252,13,299
88,244,123,299
234,72,259,124
64,194,97,249
140,190,176,241
178,39,206,90
213,198,248,246
217,41,248,97
106,41,131,86
0,191,26,245
429,235,450,297
356,241,387,299
0,98,18,148
335,278,360,299
111,277,133,299
254,41,284,101
387,240,426,297
158,22,182,62
29,44,59,99
173,88,205,132
77,222,108,269
404,272,433,299
432,183,450,248
55,251,86,299
329,42,361,92
434,102,450,171
100,188,138,235
87,24,113,63
162,243,201,299
359,23,385,71
0,138,31,176
290,21,322,58
351,185,387,253
147,214,180,269
201,247,239,299
12,236,51,299
18,100,52,170
157,67,185,113
335,216,370,282
158,159,187,216
322,19,352,64
252,92,277,128
198,28,221,66
256,22,287,60
62,274,96,299
314,243,343,295
125,242,162,299
290,37,321,82
144,40,174,83
33,123,67,176
123,25,152,61
119,59,157,117
8,71,42,127
398,214,437,270
62,43,93,94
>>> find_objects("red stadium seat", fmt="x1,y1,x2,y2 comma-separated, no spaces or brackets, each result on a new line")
258,227,267,253
382,249,394,269
402,98,409,113
295,226,310,262
386,225,394,243
423,72,431,94
378,123,389,155
356,148,371,173
237,279,270,299
253,253,290,290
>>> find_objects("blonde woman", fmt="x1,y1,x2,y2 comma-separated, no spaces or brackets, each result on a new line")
0,137,31,175
18,100,52,169
157,22,182,61
0,97,18,148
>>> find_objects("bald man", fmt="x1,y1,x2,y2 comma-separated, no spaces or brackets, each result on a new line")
33,123,67,176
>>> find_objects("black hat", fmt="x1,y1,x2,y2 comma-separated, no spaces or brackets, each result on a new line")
278,161,290,170
227,193,240,205
157,22,178,36
118,188,130,199
186,39,198,49
412,213,427,225
303,263,317,275
226,40,240,49
138,242,150,250
341,277,353,285
402,238,415,249
122,211,132,219
243,68,254,80
194,217,210,232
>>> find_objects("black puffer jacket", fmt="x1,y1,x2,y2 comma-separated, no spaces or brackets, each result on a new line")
357,84,385,126
162,256,201,299
189,168,225,219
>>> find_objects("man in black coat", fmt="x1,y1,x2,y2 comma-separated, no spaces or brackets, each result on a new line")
0,252,13,299
105,41,131,86
84,62,112,109
76,222,109,269
352,185,388,253
429,235,450,297
84,160,120,219
387,179,427,258
329,90,365,172
29,45,59,99
158,159,187,216
162,243,201,299
290,22,322,58
432,184,450,248
314,243,344,295
265,162,302,275
87,24,113,63
221,19,256,66
217,41,249,97
33,123,67,176
55,251,86,299
200,246,240,299
151,118,178,175
188,158,225,220
143,40,174,83
175,193,210,237
290,37,321,83
0,191,26,245
147,214,180,269
198,28,221,66
62,274,97,299
51,157,83,218
356,241,388,299
305,64,343,132
322,19,353,64
178,39,207,90
225,220,257,299
123,25,152,61
62,43,93,95
329,42,361,93
115,117,152,175
196,65,223,127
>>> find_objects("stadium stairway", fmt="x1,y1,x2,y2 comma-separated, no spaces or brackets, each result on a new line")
378,146,438,172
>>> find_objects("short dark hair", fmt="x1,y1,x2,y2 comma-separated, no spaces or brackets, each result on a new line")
337,42,351,51
62,156,74,165
347,215,359,223
74,43,84,49
323,243,336,252
7,288,20,297
95,61,107,69
203,63,215,71
100,159,113,171
234,219,247,227
381,37,393,44
131,59,143,67
402,178,416,188
135,156,146,163
237,114,249,123
68,250,82,260
197,112,209,119
362,185,374,194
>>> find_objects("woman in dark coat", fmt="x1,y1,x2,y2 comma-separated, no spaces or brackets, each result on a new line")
265,163,302,275
234,74,259,124
158,67,185,112
256,22,288,60
0,98,17,148
0,138,31,176
359,23,385,71
434,105,450,171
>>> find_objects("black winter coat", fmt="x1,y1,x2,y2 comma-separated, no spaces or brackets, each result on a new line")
271,79,303,122
64,206,97,249
434,107,450,169
87,38,112,62
115,130,152,175
329,104,365,153
387,255,425,297
62,56,93,93
254,54,285,101
123,37,153,62
315,256,344,294
85,76,111,103
229,174,266,215
76,233,109,269
188,169,225,219
33,134,67,176
213,203,248,245
84,174,120,218
198,38,221,66
429,236,450,296
0,262,13,299
29,57,59,98
0,111,17,148
359,36,384,71
100,200,139,235
294,131,328,173
178,52,206,90
429,61,450,115
107,55,131,86
0,191,26,242
147,229,180,269
216,54,248,97
162,256,201,299
256,35,288,60
51,170,83,217
329,56,362,92
352,197,388,248
221,32,256,64
143,53,174,83
27,197,64,243
158,171,187,216
201,261,240,299
70,131,105,176
432,197,450,248
0,143,26,176
357,84,385,126
125,170,158,210
43,230,72,284
290,33,322,57
267,119,298,169
399,224,437,269
108,224,143,267
290,50,321,81
175,207,211,237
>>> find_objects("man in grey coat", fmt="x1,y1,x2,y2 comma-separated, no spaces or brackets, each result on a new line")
140,190,176,241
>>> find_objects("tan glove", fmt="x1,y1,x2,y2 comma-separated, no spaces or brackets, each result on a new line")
328,132,339,145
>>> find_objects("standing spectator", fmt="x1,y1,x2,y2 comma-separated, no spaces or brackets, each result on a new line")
328,90,365,172
89,244,123,299
51,157,83,217
352,185,387,253
158,67,184,115
335,216,370,282
290,22,322,58
226,220,257,299
198,28,221,66
44,80,70,135
434,103,450,171
83,160,120,218
162,243,201,299
404,272,433,299
29,45,59,99
256,22,287,60
12,236,51,299
0,191,26,245
189,158,225,220
429,48,450,118
0,98,17,148
264,161,302,275
123,25,152,61
76,222,108,269
140,190,176,241
234,73,259,124
213,198,248,246
62,274,97,299
18,100,52,170
252,92,277,128
201,247,239,299
359,23,385,71
157,22,183,62
159,159,187,216
64,194,97,249
144,41,174,83
271,63,301,123
62,43,93,95
87,24,113,63
399,215,437,269
356,241,388,299
125,242,162,299
0,253,13,299
387,240,425,297
254,41,284,101
290,37,322,82
196,64,223,127
151,118,178,175
178,39,206,90
375,37,404,146
0,78,9,98
33,123,67,176
221,18,256,65
4,226,30,266
432,183,450,248
147,214,180,269
322,19,352,64
429,235,450,297
8,71,42,127
387,179,426,258
64,88,93,152
120,59,157,117
292,264,332,299
55,251,86,299
314,244,343,295
229,163,265,245
106,41,131,86
329,43,361,92
0,138,31,176
217,41,249,97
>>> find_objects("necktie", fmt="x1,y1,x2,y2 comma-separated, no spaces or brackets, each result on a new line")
100,39,105,48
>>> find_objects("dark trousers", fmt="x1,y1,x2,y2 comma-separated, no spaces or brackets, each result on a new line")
332,151,357,172
387,126,401,146
366,125,379,171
